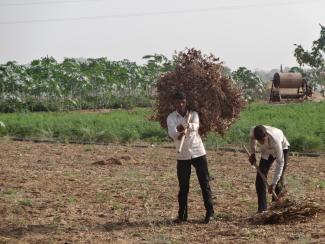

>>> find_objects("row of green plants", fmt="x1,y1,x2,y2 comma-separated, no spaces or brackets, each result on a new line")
0,53,301,113
1,51,324,113
0,55,286,112
0,55,173,112
0,102,324,152
0,95,152,112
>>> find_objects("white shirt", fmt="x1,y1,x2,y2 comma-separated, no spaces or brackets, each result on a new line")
167,110,206,160
250,125,290,185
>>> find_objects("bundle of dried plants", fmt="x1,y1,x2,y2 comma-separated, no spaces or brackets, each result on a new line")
151,48,246,136
249,198,324,225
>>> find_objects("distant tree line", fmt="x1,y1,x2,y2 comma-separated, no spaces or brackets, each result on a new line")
2,26,325,113
0,53,263,112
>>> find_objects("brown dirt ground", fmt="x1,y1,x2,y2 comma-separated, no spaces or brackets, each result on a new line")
0,139,324,243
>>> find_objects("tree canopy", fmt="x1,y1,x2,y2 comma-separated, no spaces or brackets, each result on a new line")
294,24,325,69
231,67,266,102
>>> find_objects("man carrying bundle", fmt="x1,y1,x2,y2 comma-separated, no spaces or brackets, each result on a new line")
151,48,245,222
248,125,290,213
167,91,215,224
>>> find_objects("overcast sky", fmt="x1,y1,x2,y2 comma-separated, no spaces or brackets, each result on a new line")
1,0,325,70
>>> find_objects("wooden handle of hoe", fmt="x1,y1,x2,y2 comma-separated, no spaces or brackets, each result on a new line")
178,112,192,153
242,145,278,201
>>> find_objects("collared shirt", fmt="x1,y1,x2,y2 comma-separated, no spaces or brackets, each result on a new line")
250,125,290,185
167,110,206,160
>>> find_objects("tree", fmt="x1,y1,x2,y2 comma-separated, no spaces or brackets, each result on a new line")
141,54,174,96
232,67,266,102
289,66,304,74
294,25,325,68
294,24,325,95
221,66,232,77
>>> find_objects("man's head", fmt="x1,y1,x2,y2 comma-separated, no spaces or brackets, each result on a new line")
174,90,187,116
254,125,267,144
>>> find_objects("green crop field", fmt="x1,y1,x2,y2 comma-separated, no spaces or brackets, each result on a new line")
0,102,324,152
206,101,325,152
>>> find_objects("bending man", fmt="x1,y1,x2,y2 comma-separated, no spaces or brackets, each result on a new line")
249,125,290,212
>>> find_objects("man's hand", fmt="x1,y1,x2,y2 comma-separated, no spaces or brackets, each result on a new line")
268,184,275,194
176,124,185,132
177,132,184,140
249,153,256,165
182,122,189,129
177,122,189,133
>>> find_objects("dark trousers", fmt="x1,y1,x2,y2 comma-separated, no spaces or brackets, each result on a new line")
177,155,214,219
256,149,289,212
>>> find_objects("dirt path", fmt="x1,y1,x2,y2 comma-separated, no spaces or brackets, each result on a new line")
0,140,324,243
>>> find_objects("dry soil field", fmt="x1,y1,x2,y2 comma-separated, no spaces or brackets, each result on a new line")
0,139,324,243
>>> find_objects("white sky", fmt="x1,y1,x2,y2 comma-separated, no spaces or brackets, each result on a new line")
0,0,325,70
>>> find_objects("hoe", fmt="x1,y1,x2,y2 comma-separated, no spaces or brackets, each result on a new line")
242,145,286,202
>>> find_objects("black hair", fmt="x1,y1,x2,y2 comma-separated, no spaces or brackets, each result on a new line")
174,90,187,100
254,125,267,140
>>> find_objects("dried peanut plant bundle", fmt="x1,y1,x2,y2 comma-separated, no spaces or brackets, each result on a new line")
151,48,246,136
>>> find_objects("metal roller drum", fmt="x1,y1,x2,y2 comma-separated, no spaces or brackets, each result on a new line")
273,72,304,88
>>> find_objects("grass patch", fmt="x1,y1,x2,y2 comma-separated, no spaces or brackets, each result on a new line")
62,170,79,179
297,233,312,244
287,175,305,195
2,188,19,195
215,212,232,221
124,168,141,179
306,177,325,190
18,199,32,207
219,101,325,152
0,108,166,144
0,102,324,152
68,196,76,204
95,192,109,203
219,181,232,191
111,202,124,211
